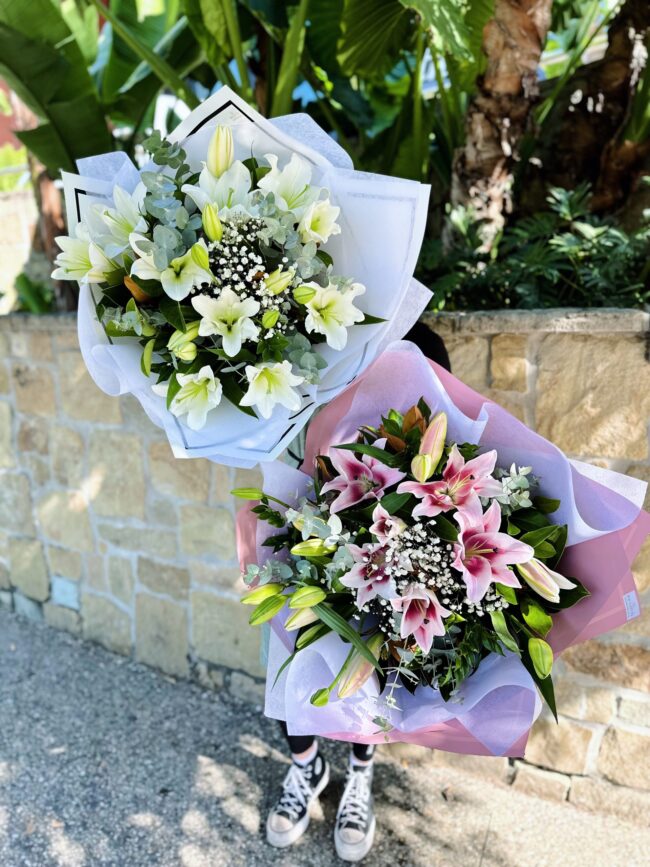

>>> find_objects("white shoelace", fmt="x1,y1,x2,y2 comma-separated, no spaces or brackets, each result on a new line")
275,763,314,820
337,769,371,829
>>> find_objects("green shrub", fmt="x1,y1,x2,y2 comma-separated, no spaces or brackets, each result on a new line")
420,184,650,311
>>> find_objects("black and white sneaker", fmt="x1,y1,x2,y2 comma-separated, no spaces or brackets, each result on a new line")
266,752,330,848
334,763,376,862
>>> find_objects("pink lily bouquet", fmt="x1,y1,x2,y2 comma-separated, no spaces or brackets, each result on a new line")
236,342,648,756
236,399,584,725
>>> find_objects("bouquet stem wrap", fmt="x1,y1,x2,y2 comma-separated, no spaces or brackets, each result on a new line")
236,341,649,756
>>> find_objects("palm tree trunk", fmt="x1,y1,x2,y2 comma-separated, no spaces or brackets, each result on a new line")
450,0,552,249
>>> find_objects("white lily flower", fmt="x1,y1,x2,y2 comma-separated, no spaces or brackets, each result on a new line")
181,161,256,218
152,365,223,430
130,235,213,301
304,282,366,350
517,558,576,604
298,198,341,244
52,224,115,284
240,361,304,419
191,287,260,357
257,152,319,217
100,186,147,257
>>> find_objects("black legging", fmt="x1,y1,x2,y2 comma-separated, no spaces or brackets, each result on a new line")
279,720,375,762
280,327,450,764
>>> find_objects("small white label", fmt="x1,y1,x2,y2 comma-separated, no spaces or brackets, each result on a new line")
624,591,640,621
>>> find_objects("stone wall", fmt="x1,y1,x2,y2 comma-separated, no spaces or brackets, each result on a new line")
1,309,650,814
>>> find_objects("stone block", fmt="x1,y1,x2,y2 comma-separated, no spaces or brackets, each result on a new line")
512,762,570,800
88,430,145,519
84,554,108,592
135,594,188,677
50,425,85,487
569,776,650,822
9,537,49,602
148,442,210,502
44,602,81,636
82,593,132,655
598,727,650,789
107,556,134,606
180,506,235,559
0,473,34,535
17,416,48,455
12,364,56,416
29,333,53,361
618,698,650,728
0,362,9,394
211,464,231,504
189,561,244,593
484,388,526,422
444,336,489,391
58,351,122,423
48,547,82,581
191,591,263,676
229,671,265,704
490,334,528,391
51,575,80,610
37,491,93,551
0,402,14,468
563,641,650,692
536,334,650,459
148,498,177,526
97,523,177,560
137,557,190,601
524,717,592,775
14,592,43,621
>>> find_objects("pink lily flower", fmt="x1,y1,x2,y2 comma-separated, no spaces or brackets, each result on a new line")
391,584,451,653
340,543,397,609
453,500,534,603
370,503,406,543
398,444,503,519
321,441,406,513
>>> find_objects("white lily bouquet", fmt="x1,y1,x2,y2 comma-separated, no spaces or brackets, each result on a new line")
57,88,431,467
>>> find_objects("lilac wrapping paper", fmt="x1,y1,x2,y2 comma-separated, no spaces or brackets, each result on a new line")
236,342,649,757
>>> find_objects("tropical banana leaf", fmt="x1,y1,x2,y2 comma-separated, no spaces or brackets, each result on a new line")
337,0,412,79
0,0,111,175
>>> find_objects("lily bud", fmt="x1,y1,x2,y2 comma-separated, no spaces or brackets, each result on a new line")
266,267,294,296
190,241,210,271
167,321,200,362
517,558,576,604
241,583,284,606
310,687,331,707
124,274,153,304
290,538,336,558
230,487,264,500
288,585,327,609
293,284,316,305
207,125,234,177
418,411,447,475
285,607,320,631
410,453,435,484
262,309,279,329
337,634,384,699
202,203,223,242
248,593,287,626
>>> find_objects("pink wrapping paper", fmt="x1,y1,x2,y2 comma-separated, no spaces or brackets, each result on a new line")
237,341,648,756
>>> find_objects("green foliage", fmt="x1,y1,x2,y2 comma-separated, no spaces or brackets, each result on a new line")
422,184,650,310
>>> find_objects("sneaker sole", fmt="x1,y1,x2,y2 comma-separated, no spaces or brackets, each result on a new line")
334,814,376,862
266,763,331,849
